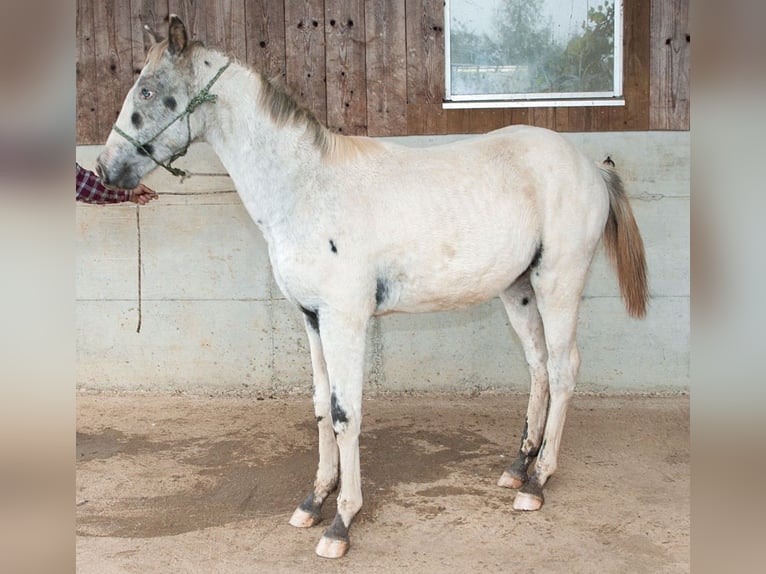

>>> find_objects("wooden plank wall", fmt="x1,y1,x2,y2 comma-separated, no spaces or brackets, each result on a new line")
650,0,690,130
76,0,690,144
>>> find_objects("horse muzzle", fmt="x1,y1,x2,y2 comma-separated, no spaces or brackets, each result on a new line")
95,147,142,190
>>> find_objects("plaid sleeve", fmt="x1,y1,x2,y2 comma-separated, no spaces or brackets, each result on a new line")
76,163,131,204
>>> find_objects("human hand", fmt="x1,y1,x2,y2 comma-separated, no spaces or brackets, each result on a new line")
128,183,159,205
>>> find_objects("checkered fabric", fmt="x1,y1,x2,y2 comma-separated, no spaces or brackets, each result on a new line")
76,163,131,204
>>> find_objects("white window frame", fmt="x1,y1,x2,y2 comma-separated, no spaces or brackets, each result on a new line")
444,0,625,109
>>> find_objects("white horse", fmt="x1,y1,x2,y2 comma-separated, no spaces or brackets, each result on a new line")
97,16,648,559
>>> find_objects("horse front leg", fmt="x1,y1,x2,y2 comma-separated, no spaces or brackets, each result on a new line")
289,313,339,528
311,312,369,559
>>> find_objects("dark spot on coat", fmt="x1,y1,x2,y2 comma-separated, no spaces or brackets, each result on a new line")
329,239,337,253
297,492,322,523
301,306,319,333
530,244,543,269
603,155,615,167
521,297,529,306
330,393,348,425
520,474,544,501
519,419,538,457
316,415,324,423
131,112,143,129
204,60,211,66
163,96,177,111
324,513,349,541
137,143,154,157
375,277,389,308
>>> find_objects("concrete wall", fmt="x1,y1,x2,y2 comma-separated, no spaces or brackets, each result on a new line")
76,132,689,394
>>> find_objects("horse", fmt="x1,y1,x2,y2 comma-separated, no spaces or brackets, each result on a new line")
96,16,648,559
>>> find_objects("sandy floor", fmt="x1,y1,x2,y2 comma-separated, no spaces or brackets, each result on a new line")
76,392,689,573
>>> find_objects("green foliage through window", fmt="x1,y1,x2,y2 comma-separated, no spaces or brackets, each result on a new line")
447,0,621,100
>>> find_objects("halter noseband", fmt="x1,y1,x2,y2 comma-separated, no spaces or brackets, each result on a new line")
113,60,231,180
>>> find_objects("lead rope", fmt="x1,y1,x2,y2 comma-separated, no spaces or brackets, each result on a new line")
133,187,236,333
136,204,143,333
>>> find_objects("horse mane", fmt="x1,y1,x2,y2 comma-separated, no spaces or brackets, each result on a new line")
256,72,382,162
256,75,332,154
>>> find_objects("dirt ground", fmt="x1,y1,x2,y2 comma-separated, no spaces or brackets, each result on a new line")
76,392,689,573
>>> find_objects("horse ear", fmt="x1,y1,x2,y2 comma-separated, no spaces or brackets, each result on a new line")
167,14,188,56
143,24,162,46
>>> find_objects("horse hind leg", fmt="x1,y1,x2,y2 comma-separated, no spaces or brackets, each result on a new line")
497,272,549,490
289,313,340,528
512,257,589,512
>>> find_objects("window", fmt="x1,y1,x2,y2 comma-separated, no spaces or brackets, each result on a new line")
444,0,624,108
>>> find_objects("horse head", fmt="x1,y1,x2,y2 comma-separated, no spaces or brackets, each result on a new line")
96,16,203,189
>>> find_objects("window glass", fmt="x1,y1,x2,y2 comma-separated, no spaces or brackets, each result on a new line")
446,0,623,105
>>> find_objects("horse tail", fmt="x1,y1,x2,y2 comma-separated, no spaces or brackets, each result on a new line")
599,160,649,318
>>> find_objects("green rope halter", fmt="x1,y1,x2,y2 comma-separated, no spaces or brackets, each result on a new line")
113,60,231,180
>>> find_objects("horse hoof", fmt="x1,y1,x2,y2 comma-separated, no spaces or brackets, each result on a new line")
497,471,526,489
289,506,322,528
513,491,544,511
315,536,349,559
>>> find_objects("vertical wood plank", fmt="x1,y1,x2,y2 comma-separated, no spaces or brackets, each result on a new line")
567,107,588,132
93,1,134,142
133,0,168,45
445,109,472,134
531,108,556,130
204,0,226,51
324,0,367,134
406,103,446,135
405,0,445,134
76,0,98,144
244,0,286,81
285,0,327,124
468,109,506,133
205,0,247,62
650,0,689,130
591,106,611,131
554,107,571,132
617,0,651,130
510,108,530,127
365,0,407,136
130,1,169,87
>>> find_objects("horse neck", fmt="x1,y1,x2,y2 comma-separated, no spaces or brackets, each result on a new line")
193,52,322,231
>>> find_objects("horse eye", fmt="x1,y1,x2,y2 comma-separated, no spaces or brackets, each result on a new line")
140,88,154,100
